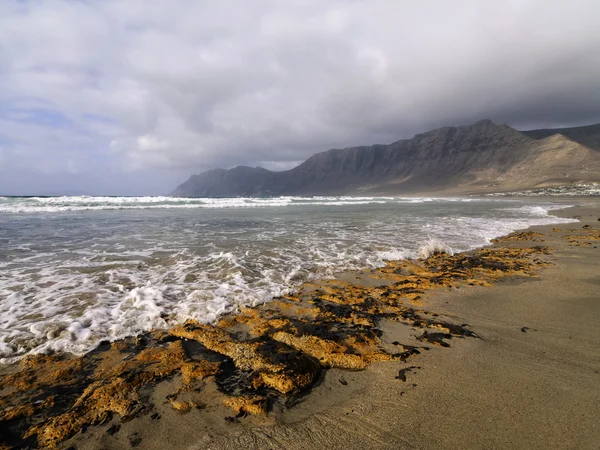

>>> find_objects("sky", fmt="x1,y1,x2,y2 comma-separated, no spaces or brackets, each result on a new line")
1,1,599,195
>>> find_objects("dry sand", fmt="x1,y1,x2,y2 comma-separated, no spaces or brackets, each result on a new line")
2,199,599,450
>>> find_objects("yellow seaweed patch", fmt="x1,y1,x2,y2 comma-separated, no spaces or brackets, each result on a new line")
5,340,220,448
2,353,84,393
25,378,140,447
224,395,268,416
170,400,199,412
0,396,55,422
491,231,545,243
562,228,600,246
171,322,320,395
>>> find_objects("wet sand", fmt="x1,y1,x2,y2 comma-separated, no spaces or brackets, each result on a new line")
1,199,599,449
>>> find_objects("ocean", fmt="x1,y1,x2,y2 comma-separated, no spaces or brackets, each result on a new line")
0,195,577,363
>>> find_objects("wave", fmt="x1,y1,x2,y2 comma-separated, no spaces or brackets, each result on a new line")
0,195,490,213
0,199,578,363
417,238,455,258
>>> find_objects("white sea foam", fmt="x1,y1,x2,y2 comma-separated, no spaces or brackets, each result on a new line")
0,195,492,213
0,198,579,363
418,239,455,259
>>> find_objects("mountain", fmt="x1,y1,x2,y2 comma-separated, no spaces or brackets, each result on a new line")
522,123,600,152
172,120,600,196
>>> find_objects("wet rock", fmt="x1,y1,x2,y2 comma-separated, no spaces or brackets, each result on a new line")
395,366,420,382
128,432,142,447
106,424,120,435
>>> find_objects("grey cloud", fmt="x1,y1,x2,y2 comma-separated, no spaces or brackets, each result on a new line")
0,0,599,195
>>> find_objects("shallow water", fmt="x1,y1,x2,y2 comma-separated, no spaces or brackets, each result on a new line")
0,195,576,362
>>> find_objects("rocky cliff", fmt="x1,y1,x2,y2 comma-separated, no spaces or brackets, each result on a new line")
172,120,600,196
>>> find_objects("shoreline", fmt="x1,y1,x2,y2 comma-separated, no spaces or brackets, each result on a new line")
0,196,578,366
1,198,599,449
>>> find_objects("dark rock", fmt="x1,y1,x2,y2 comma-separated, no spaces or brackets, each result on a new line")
128,433,142,448
395,366,420,382
106,424,120,435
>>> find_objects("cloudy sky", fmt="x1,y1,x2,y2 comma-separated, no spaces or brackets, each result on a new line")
1,0,599,195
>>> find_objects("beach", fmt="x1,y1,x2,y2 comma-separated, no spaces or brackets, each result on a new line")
3,2,600,448
1,199,599,449
147,200,600,450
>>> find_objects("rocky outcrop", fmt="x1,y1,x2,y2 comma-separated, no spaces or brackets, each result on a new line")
172,120,600,196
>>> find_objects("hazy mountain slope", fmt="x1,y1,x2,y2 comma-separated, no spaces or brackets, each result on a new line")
453,134,600,194
289,120,531,192
522,123,600,151
172,120,600,197
172,166,277,197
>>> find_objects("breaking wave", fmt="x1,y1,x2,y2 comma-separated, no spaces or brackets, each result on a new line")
0,197,577,363
0,195,487,213
418,238,455,259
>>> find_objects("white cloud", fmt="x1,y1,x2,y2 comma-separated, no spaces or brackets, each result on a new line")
0,0,599,194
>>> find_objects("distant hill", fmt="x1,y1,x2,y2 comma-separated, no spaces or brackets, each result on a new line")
172,120,600,197
522,123,600,152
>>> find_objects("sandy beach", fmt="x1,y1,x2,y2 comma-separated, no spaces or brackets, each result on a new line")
183,200,600,450
1,199,599,450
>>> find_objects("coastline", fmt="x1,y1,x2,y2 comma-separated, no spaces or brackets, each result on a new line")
198,199,600,450
1,198,599,449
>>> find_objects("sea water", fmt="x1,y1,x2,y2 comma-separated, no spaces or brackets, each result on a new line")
0,195,577,363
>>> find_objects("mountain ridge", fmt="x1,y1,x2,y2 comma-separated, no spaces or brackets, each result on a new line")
522,122,600,152
172,120,600,197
